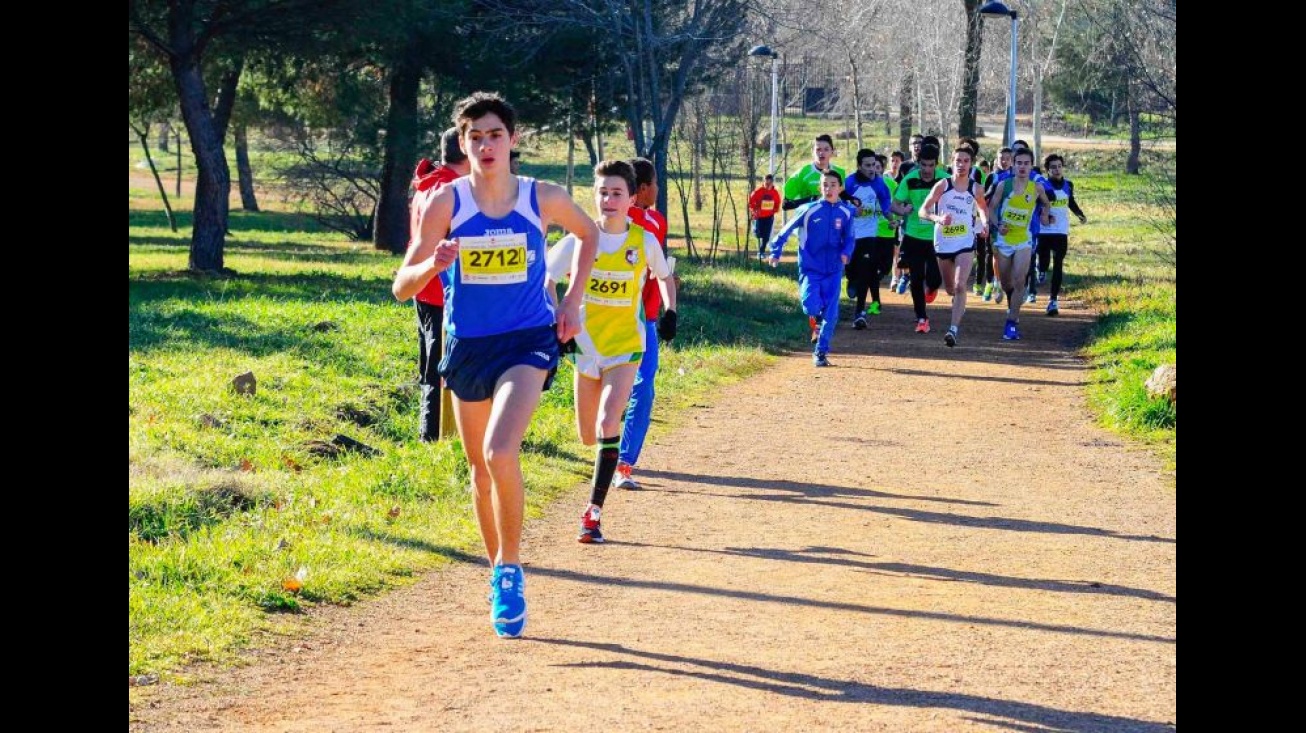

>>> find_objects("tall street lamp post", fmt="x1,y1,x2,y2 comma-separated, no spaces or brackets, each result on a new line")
748,44,780,175
980,1,1019,148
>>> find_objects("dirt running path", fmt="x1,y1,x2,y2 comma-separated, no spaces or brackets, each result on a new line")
130,290,1176,732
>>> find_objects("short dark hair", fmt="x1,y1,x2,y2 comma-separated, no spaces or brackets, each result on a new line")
998,147,1013,156
919,144,941,163
441,127,466,165
821,169,843,184
952,145,973,160
453,91,517,136
763,173,774,181
959,137,980,158
815,134,834,147
629,157,656,189
856,147,876,166
874,154,888,167
1013,148,1035,163
1044,153,1065,169
922,135,941,150
596,159,637,195
891,150,906,160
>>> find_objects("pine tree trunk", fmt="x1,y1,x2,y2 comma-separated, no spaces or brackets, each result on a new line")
849,52,863,151
898,72,914,153
957,0,983,138
173,57,230,273
566,112,575,196
654,149,669,226
692,107,704,212
1033,64,1044,163
915,73,923,137
1126,92,1141,175
234,123,259,212
373,51,422,254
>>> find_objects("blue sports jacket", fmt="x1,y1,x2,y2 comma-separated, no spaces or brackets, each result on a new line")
768,199,857,276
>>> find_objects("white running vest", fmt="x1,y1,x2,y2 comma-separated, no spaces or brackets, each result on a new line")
933,178,978,254
1043,183,1072,235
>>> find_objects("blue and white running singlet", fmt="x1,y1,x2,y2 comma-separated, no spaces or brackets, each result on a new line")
442,176,554,338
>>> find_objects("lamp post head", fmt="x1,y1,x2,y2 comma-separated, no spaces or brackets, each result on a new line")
979,1,1017,18
748,44,778,59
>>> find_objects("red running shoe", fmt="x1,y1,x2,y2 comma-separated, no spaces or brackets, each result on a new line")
577,507,605,544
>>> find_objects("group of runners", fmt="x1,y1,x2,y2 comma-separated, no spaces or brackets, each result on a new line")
750,131,1087,364
395,91,1089,640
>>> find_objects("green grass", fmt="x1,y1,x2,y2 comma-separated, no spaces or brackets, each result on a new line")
1056,111,1176,141
1081,284,1175,441
129,121,1176,677
1051,165,1176,467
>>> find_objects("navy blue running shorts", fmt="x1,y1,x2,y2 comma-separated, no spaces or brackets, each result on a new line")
438,324,560,402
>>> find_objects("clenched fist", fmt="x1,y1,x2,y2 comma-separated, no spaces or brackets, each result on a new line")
658,310,678,342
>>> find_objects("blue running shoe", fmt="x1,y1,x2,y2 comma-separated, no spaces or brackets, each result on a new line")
1002,320,1021,341
896,276,909,295
491,564,527,638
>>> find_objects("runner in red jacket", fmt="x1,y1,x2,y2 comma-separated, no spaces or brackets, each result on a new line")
410,128,469,441
748,174,782,259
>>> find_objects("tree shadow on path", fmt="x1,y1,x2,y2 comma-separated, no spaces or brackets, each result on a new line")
616,540,1175,603
527,565,1174,645
635,470,1174,545
530,637,1175,732
633,469,997,506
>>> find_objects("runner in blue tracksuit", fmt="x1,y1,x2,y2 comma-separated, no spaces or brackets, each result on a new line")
765,169,857,367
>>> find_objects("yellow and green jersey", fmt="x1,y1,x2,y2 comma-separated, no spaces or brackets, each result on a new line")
582,226,648,356
994,178,1039,247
